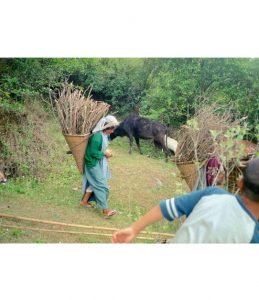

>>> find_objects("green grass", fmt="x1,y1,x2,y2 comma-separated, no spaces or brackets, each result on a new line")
0,120,188,243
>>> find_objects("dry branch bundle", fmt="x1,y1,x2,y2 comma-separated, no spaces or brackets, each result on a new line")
55,82,110,174
55,82,110,135
174,103,257,192
175,104,241,163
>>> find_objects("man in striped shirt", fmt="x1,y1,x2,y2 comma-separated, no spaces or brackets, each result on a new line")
112,158,259,243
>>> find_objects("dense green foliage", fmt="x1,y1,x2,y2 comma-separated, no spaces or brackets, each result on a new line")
1,57,258,129
0,57,258,177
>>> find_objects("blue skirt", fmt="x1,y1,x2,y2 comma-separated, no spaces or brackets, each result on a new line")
82,163,109,209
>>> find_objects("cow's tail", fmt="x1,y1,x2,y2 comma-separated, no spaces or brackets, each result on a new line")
164,127,169,151
165,127,168,148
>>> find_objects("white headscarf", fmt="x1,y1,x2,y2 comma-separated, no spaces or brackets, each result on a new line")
92,115,119,133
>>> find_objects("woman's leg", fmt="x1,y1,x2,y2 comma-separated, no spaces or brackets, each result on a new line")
85,165,109,210
81,166,93,206
80,189,93,206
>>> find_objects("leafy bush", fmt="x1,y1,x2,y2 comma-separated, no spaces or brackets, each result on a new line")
0,100,54,178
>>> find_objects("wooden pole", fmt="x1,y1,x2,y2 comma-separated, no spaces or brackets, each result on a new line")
0,224,154,241
0,213,175,238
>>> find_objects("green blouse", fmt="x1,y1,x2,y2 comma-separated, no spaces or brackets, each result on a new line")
84,132,104,169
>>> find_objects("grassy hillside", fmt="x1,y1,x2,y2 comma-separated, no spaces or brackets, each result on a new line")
0,118,188,243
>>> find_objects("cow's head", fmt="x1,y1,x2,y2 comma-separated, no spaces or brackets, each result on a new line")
110,125,126,140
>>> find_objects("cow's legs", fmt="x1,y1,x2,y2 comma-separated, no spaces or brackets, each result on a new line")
161,140,170,162
135,136,142,154
128,135,134,154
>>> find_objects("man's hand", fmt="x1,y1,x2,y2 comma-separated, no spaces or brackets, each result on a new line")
112,205,163,243
112,227,137,243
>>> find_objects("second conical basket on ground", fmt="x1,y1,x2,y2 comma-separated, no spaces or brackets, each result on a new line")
63,133,91,174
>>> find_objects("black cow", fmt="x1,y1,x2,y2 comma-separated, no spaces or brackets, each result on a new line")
110,114,171,159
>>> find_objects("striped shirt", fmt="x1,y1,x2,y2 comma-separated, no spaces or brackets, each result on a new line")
160,187,259,243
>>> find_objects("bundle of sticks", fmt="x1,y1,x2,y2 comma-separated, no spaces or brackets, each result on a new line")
55,82,110,135
175,104,244,163
174,103,257,192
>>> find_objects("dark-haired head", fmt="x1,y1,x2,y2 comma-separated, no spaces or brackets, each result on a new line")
242,157,259,202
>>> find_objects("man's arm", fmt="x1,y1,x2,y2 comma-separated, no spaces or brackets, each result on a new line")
112,205,163,243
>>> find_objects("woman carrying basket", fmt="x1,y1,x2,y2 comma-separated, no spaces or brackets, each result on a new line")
80,115,119,218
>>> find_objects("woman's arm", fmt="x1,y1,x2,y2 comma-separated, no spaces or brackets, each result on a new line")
87,134,104,160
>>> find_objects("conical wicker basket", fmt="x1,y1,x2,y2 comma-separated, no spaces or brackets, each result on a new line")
64,133,91,174
176,161,206,191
